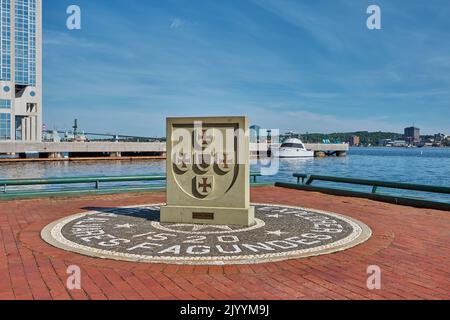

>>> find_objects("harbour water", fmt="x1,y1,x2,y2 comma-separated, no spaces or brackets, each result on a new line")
1,147,449,203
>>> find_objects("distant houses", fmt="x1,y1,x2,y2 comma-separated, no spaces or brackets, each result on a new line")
378,139,407,147
349,135,360,146
421,133,449,147
249,125,449,148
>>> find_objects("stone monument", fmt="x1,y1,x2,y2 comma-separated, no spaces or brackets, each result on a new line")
160,116,255,226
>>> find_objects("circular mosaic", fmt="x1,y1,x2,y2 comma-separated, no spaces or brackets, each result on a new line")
41,204,371,265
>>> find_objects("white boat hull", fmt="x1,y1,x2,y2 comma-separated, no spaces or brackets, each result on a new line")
272,138,315,158
273,148,314,158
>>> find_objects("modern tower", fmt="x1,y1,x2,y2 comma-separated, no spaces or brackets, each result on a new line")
404,126,420,145
0,0,42,141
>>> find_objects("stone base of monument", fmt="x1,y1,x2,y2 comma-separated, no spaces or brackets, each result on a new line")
41,203,371,265
160,205,255,227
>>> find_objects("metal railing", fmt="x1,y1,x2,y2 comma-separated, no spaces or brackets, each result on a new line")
276,174,450,211
0,173,265,200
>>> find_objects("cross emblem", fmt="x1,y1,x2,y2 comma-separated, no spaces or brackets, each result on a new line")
195,176,214,196
216,152,234,173
198,178,212,193
221,153,231,169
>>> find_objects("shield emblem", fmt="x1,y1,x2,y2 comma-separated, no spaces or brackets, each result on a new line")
216,152,234,173
171,124,239,200
194,152,213,173
174,152,192,172
195,176,214,196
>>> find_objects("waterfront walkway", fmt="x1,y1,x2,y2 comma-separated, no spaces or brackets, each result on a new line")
0,186,449,300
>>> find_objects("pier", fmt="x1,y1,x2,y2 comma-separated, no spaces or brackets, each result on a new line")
303,143,349,157
0,141,348,160
0,141,166,160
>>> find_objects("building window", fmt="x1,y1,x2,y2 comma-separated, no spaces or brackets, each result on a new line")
0,0,12,81
3,85,10,92
26,102,36,112
0,99,10,109
15,115,23,140
0,112,11,140
14,0,37,86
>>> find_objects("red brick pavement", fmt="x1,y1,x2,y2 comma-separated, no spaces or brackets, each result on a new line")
0,186,449,300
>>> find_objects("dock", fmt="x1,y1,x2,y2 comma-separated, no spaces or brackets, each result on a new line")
304,143,349,157
0,141,348,160
0,141,166,159
250,142,349,157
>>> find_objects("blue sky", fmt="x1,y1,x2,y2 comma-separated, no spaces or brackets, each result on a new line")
43,0,450,136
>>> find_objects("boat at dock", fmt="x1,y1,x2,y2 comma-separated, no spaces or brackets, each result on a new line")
272,138,315,158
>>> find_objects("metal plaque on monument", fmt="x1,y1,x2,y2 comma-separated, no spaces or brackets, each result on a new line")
160,116,255,226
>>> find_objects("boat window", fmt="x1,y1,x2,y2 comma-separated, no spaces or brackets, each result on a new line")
281,143,305,149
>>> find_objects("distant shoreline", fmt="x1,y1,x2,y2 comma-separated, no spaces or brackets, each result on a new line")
349,146,449,148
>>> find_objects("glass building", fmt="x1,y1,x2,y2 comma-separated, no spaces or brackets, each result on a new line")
404,127,421,145
0,0,41,141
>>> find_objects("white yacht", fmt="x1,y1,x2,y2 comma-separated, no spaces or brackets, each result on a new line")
272,138,314,158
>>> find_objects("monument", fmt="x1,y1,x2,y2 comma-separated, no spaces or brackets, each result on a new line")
160,116,255,226
41,116,372,266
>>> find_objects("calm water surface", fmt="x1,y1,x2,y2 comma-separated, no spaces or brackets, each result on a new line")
1,147,449,202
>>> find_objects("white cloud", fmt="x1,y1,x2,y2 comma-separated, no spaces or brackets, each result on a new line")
43,30,100,48
170,18,185,30
251,0,345,50
245,106,401,134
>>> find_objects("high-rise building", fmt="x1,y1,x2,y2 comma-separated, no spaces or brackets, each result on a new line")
0,0,42,141
404,127,420,145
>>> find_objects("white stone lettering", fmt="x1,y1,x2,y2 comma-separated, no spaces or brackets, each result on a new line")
217,235,240,243
127,242,163,251
186,246,210,255
98,238,131,247
285,237,321,246
242,243,275,253
311,227,343,233
159,245,181,255
266,240,298,249
301,233,332,240
216,245,242,254
183,236,207,244
146,233,177,241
